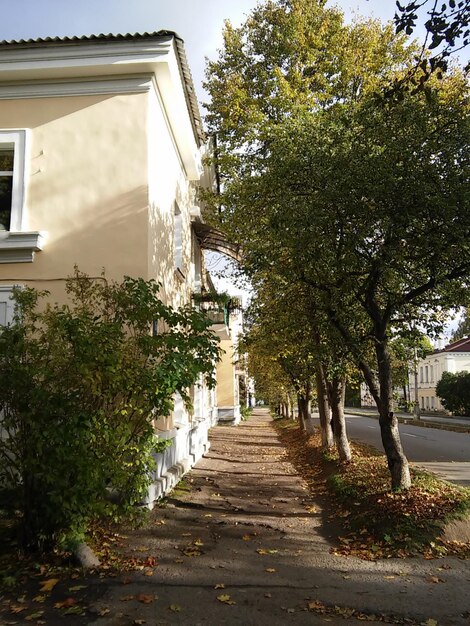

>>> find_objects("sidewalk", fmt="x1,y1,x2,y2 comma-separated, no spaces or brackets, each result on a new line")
345,406,470,427
3,409,469,625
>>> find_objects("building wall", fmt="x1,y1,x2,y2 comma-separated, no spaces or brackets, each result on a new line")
0,93,150,301
217,337,237,407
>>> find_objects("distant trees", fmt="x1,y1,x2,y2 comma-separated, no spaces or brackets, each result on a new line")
451,308,470,342
436,371,470,415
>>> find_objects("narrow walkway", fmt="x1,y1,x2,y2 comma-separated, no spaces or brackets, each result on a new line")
84,409,469,625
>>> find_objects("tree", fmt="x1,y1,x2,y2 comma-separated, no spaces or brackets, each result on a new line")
436,370,470,415
0,271,220,551
395,0,469,72
205,0,470,488
451,307,470,341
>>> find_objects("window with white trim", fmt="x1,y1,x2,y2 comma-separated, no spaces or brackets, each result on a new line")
173,202,183,273
0,130,26,232
0,287,15,326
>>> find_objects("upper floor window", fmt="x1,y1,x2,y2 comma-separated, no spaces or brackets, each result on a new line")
425,365,429,383
0,130,26,232
173,202,183,274
420,367,423,383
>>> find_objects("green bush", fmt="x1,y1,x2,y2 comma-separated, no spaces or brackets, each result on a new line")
436,371,470,416
0,271,220,551
240,405,253,421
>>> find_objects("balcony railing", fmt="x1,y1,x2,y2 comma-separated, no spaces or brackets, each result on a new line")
192,292,242,327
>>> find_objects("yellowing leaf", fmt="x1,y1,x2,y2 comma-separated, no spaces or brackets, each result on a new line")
33,595,46,603
25,611,44,621
217,594,236,605
214,583,225,589
424,620,438,626
169,604,181,612
265,568,276,573
40,578,59,592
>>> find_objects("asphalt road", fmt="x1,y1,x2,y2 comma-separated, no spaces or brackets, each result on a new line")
343,413,470,487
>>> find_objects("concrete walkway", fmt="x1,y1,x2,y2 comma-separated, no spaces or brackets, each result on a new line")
7,409,467,625
79,409,470,625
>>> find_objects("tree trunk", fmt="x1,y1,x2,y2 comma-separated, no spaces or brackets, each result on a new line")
328,376,351,462
297,395,306,431
303,379,315,435
375,340,411,489
315,362,334,448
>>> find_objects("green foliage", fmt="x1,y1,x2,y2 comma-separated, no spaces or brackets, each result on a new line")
451,307,470,342
0,270,220,551
436,370,470,415
240,405,253,421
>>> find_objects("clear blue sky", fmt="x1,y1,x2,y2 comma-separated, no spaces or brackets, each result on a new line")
1,0,397,103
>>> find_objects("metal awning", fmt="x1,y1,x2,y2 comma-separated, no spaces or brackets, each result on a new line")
192,221,242,263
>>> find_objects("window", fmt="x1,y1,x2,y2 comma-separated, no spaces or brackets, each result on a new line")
425,366,429,383
0,287,15,326
421,397,424,409
430,366,434,383
431,397,435,409
0,130,26,232
420,367,423,383
425,397,429,409
173,203,183,273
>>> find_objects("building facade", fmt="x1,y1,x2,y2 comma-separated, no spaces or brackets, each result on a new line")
0,32,243,504
410,337,470,412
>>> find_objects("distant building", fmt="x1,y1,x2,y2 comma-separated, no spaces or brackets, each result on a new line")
410,337,470,412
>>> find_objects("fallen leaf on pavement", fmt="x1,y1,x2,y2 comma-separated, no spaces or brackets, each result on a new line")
54,598,76,609
137,594,155,604
25,611,44,621
39,578,59,593
217,594,236,605
265,568,276,573
169,604,181,612
120,595,135,601
426,576,444,584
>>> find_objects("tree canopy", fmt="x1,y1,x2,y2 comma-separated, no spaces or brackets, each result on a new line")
204,0,469,489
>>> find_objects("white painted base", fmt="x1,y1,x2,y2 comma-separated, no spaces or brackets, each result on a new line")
217,405,241,426
144,417,212,508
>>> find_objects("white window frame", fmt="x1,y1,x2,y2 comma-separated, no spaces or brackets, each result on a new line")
0,286,16,326
0,129,44,263
0,129,26,232
173,202,183,275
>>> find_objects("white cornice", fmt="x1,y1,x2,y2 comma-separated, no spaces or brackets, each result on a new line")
0,231,45,263
0,76,152,99
0,38,174,77
0,36,202,180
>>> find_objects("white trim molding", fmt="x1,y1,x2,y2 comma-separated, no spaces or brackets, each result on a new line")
0,129,27,232
0,76,153,100
0,231,45,263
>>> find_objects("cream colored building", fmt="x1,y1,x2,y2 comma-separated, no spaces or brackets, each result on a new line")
409,337,470,412
0,32,242,503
